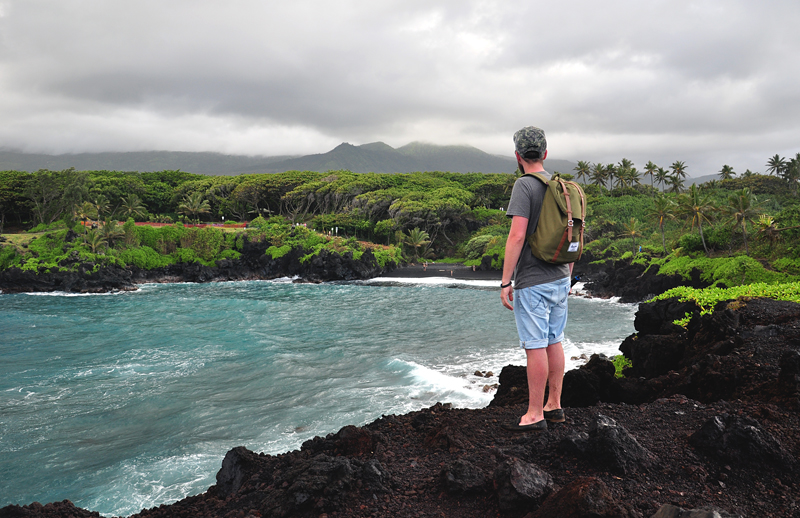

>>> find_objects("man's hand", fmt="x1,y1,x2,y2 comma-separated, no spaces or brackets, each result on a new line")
501,285,514,310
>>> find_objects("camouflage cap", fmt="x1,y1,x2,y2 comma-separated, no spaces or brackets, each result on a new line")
513,126,547,160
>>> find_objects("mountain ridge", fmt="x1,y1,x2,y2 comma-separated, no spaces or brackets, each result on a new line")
0,142,579,176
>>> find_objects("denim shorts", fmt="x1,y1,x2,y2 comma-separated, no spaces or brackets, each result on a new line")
514,277,570,349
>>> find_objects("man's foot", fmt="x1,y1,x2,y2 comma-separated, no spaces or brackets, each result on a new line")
501,420,547,432
543,408,565,423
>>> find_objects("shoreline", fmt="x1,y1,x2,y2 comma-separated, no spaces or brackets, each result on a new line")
380,262,501,281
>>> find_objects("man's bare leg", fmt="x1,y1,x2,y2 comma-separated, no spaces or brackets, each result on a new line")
544,341,565,412
519,347,548,425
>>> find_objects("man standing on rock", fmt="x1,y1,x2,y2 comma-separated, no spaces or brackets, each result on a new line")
500,126,572,432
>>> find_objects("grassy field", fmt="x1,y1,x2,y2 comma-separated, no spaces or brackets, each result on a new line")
1,232,45,249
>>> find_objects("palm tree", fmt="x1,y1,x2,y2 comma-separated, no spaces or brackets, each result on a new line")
718,165,735,180
178,192,211,224
574,161,591,185
765,154,786,176
666,174,685,194
619,218,644,256
606,163,617,193
626,167,641,188
671,161,688,184
643,161,658,190
646,195,676,254
75,201,96,231
614,158,634,190
590,162,608,189
655,167,671,192
402,227,431,262
780,153,800,195
101,219,124,248
120,194,146,219
83,229,107,254
93,195,110,221
677,184,716,255
721,188,762,255
755,215,780,248
755,214,800,249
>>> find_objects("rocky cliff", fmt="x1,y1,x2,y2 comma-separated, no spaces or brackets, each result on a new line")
0,237,394,294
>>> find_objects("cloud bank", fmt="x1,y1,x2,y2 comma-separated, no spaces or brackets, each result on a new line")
1,0,798,175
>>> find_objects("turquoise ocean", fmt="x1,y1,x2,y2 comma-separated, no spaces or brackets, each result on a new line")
0,277,636,516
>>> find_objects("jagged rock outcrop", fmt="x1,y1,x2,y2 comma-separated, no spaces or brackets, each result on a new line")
689,414,795,472
493,460,554,513
559,415,657,475
573,250,713,303
487,297,800,411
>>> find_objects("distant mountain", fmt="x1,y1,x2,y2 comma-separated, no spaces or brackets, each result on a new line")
0,142,579,176
260,141,578,175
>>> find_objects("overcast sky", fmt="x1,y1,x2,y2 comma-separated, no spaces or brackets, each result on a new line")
1,0,799,176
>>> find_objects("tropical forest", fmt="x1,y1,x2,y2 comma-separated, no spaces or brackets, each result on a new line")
2,152,800,302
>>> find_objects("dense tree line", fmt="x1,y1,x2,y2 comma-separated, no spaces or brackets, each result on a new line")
0,169,515,256
2,151,800,270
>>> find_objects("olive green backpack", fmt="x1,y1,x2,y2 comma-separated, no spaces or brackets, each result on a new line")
523,172,587,264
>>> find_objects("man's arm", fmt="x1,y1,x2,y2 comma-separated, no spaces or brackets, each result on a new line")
500,215,528,310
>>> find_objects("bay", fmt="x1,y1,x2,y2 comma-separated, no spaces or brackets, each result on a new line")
0,278,636,516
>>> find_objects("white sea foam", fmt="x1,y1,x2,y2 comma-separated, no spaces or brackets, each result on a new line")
388,358,493,408
363,276,497,288
86,452,218,517
570,282,625,304
21,290,126,297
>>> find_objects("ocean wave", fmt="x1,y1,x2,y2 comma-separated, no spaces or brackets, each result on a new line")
387,358,493,408
17,290,127,297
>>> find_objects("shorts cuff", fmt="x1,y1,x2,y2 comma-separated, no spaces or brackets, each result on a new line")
520,338,548,350
549,333,564,346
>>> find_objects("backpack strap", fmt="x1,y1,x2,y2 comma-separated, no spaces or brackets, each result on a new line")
523,172,549,185
551,177,572,263
557,177,574,243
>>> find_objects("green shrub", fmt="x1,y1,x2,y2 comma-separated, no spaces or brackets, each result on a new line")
677,232,705,252
266,244,292,259
464,235,498,260
612,355,632,378
0,245,20,269
27,221,67,233
181,227,225,262
216,249,241,261
651,254,798,288
706,226,733,251
172,247,199,264
772,257,800,275
650,282,800,315
366,245,402,267
118,246,174,269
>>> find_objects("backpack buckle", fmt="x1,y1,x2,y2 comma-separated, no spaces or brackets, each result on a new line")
567,220,574,227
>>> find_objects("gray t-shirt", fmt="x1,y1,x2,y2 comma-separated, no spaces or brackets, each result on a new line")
506,172,570,290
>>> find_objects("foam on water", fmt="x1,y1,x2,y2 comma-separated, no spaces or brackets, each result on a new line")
362,276,498,288
389,359,493,409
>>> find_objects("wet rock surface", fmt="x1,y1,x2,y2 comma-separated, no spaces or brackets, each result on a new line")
3,288,800,516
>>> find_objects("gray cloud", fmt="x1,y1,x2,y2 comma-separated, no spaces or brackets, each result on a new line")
0,0,798,175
